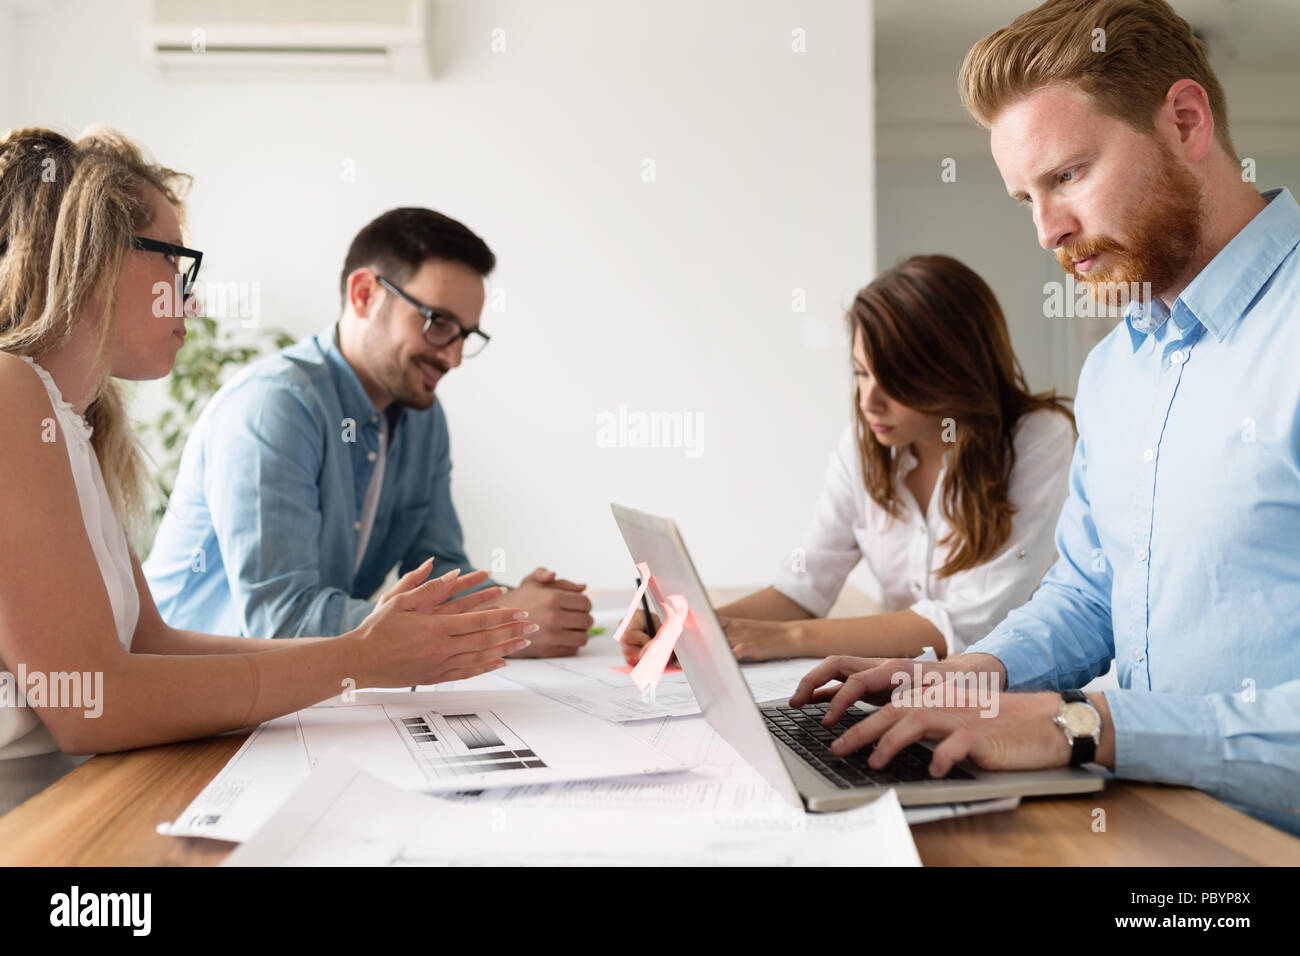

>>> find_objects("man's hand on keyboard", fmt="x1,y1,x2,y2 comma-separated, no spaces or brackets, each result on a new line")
826,690,1078,776
789,653,1008,717
789,653,1112,776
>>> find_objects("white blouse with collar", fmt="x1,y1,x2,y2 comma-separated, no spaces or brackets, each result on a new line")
773,408,1075,656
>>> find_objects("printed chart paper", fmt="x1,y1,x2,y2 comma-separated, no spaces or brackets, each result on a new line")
161,690,684,843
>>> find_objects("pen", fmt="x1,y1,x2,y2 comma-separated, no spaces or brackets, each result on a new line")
637,576,656,635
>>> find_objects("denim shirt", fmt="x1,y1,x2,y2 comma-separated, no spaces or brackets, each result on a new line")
967,188,1300,835
144,324,479,638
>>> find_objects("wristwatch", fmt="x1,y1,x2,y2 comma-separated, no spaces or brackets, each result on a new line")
1054,689,1101,766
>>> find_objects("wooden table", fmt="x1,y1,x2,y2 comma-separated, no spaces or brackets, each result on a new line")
1,728,1297,866
4,585,1299,866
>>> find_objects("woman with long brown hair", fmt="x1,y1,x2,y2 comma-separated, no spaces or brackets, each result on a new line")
623,254,1075,662
0,126,537,811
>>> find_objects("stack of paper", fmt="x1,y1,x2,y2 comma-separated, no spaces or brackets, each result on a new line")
225,750,923,867
162,688,684,843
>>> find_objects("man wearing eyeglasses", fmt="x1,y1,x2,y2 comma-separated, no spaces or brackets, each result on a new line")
144,207,593,656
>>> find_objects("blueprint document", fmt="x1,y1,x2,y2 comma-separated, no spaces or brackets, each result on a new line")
161,689,684,843
224,749,923,867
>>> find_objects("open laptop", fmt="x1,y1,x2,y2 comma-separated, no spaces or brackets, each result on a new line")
611,503,1105,812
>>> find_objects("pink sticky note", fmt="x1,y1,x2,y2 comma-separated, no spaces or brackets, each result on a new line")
629,593,689,702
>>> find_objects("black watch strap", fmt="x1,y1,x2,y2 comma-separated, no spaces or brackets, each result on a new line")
1061,689,1095,765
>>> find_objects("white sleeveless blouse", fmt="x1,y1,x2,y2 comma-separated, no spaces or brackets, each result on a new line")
0,357,140,761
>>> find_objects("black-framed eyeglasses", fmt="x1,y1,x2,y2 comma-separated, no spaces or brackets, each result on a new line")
131,236,203,299
376,275,490,358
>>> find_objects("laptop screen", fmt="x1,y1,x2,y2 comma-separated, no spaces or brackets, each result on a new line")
610,503,803,808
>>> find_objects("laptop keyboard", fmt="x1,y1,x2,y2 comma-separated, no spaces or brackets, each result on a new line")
760,702,974,790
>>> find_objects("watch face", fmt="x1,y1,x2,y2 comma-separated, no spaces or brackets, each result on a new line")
1062,702,1101,736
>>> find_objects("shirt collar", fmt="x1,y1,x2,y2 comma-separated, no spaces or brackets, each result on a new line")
895,444,919,477
1124,187,1300,350
1126,294,1171,338
893,443,950,508
315,324,405,429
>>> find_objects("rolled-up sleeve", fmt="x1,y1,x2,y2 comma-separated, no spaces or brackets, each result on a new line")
909,410,1076,655
204,378,375,638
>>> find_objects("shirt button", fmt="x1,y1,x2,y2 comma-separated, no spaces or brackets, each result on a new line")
1170,349,1186,365
1016,549,1026,559
1132,648,1146,664
912,580,923,592
367,451,377,462
371,415,379,424
353,521,362,531
1142,449,1154,462
1134,546,1148,562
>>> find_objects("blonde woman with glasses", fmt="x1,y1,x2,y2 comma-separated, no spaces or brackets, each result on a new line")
0,126,537,811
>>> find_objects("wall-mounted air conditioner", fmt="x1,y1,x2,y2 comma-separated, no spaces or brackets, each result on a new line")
145,0,429,78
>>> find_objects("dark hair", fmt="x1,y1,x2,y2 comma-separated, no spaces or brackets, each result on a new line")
849,254,1074,577
339,207,495,304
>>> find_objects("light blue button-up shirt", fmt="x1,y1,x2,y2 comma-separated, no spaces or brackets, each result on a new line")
967,187,1300,836
144,324,481,638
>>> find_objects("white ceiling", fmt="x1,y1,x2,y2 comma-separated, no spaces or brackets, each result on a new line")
875,0,1300,74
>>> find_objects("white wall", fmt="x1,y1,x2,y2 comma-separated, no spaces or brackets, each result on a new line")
10,0,875,590
0,4,17,127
